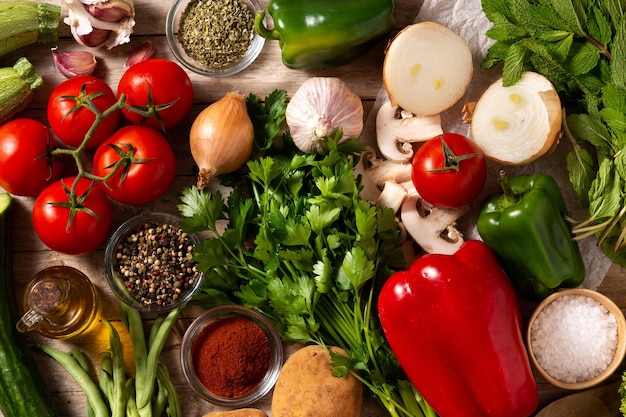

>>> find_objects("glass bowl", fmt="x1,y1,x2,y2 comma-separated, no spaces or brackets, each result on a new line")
180,305,283,406
165,0,265,77
526,288,626,390
103,212,204,314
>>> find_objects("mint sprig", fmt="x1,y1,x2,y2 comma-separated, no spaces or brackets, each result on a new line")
482,0,626,260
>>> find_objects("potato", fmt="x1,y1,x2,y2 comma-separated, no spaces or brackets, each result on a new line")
202,409,268,417
271,345,363,417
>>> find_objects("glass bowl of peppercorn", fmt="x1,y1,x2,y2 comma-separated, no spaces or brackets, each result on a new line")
103,212,204,314
165,0,265,77
180,305,284,406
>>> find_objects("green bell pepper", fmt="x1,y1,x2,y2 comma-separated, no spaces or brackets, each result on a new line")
254,0,396,69
477,171,585,300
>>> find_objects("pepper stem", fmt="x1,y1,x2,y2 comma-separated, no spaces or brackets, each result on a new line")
428,135,480,173
498,169,519,204
253,10,281,41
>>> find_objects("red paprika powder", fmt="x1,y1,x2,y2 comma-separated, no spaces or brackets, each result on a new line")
191,315,272,398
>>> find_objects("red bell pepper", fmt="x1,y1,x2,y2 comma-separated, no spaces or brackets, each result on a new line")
378,240,538,417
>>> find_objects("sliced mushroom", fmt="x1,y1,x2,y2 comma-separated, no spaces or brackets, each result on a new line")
356,145,413,202
376,100,444,162
400,195,470,255
377,181,409,213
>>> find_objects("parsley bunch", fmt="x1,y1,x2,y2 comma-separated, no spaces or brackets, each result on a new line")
177,91,436,417
481,0,626,264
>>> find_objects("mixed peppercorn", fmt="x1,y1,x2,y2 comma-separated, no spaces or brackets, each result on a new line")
113,221,200,307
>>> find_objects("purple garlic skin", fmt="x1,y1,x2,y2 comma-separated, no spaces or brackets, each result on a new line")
63,0,136,49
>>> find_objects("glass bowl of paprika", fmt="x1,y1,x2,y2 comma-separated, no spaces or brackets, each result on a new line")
165,0,265,77
103,212,204,314
180,305,284,406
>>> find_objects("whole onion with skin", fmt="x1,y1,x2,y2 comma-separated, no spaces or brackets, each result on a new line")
189,92,254,189
286,77,364,154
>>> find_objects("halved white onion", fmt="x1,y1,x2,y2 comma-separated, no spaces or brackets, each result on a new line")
470,71,562,165
382,21,473,116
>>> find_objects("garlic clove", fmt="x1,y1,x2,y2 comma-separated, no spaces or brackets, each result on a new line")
125,40,157,68
63,0,135,49
51,48,97,78
85,0,134,22
73,26,111,47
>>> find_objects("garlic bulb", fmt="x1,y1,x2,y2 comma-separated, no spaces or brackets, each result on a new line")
63,0,135,49
286,77,364,154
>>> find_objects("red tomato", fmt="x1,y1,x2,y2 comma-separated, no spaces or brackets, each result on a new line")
117,58,194,131
32,177,113,255
0,119,64,196
411,133,487,208
92,125,176,205
47,75,120,148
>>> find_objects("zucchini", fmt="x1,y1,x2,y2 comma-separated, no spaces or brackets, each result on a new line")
0,193,59,417
0,1,61,57
0,57,44,125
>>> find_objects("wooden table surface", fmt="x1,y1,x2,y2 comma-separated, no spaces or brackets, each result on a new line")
3,0,626,416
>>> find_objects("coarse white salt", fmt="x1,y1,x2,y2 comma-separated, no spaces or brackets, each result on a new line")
530,294,618,384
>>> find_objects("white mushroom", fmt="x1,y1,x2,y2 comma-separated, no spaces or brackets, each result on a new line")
400,195,470,255
470,71,562,165
355,146,413,203
377,181,409,213
375,100,444,162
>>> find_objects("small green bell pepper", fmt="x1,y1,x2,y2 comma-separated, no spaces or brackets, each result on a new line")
254,0,396,69
477,171,585,300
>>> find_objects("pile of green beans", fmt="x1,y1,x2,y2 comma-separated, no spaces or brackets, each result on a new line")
39,303,181,417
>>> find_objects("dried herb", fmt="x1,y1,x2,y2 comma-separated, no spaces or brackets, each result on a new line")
178,0,254,68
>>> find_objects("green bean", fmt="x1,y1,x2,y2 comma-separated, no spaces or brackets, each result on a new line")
156,361,181,417
136,307,181,410
98,351,114,405
125,378,141,417
70,349,96,417
38,344,109,417
103,320,126,417
121,303,148,399
152,371,167,417
70,349,92,372
148,315,165,348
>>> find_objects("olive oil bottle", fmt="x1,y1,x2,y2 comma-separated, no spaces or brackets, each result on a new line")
17,265,101,339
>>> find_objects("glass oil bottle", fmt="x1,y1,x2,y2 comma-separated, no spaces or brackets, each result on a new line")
17,265,102,339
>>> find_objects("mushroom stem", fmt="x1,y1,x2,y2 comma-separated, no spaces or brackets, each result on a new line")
400,195,470,255
376,100,443,163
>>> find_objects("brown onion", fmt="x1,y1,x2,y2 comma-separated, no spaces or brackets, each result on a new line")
190,92,255,189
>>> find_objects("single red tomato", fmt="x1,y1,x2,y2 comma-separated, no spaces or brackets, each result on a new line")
117,58,194,131
93,125,176,205
47,75,120,148
411,133,487,208
0,118,64,196
32,176,113,255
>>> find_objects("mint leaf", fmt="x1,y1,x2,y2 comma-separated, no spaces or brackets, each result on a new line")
611,19,626,89
549,0,585,34
566,41,601,75
567,113,612,149
566,146,595,207
588,158,622,220
588,5,612,46
502,41,529,85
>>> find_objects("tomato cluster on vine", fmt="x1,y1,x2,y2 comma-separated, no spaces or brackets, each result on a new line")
0,58,194,255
